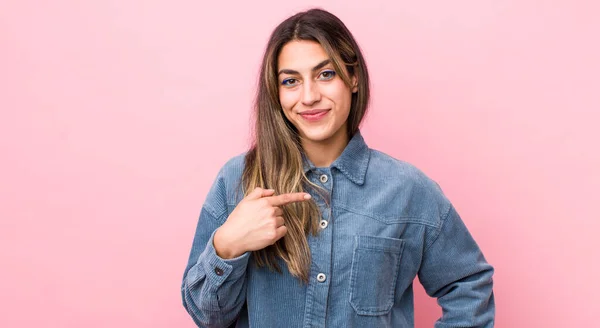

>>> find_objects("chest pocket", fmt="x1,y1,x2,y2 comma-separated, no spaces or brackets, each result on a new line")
349,235,405,316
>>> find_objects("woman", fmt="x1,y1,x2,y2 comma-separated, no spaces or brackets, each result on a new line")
181,8,494,328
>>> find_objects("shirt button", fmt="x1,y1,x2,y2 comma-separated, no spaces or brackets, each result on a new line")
319,174,328,183
319,220,328,229
316,273,327,282
214,267,224,276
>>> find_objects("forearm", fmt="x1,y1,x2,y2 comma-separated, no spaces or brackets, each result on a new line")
182,231,250,327
419,205,495,327
432,263,495,327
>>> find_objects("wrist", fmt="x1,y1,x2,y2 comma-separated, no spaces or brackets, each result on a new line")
214,227,242,259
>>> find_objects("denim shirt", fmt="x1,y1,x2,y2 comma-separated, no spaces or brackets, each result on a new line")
181,132,495,328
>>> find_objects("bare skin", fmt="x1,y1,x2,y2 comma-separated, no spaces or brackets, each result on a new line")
277,40,358,167
213,187,312,259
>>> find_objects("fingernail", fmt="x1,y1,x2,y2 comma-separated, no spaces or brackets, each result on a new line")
304,194,312,200
267,189,275,192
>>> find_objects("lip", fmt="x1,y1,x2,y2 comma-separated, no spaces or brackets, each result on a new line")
299,109,329,115
298,109,330,122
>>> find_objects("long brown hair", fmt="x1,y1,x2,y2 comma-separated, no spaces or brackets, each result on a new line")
242,8,370,282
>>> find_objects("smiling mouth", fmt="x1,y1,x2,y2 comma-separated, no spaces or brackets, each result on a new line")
299,109,330,122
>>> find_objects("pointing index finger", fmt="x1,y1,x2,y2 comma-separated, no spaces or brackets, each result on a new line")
267,192,312,206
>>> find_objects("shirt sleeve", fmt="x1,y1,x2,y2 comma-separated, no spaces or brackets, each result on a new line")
417,204,495,328
181,171,249,328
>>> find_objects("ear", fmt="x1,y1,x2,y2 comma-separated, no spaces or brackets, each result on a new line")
351,74,358,93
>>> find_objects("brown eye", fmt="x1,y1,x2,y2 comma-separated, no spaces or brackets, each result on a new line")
319,70,336,80
282,78,297,86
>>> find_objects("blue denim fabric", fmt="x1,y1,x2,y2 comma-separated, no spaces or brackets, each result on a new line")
181,131,495,327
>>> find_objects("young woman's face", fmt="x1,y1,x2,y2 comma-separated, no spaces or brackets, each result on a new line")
277,40,357,144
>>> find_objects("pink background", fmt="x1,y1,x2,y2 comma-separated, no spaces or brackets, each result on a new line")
1,1,599,327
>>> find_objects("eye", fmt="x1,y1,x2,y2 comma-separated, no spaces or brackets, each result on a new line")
281,78,298,86
319,70,336,80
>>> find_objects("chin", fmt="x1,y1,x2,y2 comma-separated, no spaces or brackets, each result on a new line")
298,127,338,143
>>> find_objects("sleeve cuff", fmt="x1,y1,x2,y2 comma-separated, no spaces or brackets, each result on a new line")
198,230,250,287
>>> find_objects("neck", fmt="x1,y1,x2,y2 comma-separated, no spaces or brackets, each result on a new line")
301,128,350,168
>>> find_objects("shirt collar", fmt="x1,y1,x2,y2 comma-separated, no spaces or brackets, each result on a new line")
303,131,370,185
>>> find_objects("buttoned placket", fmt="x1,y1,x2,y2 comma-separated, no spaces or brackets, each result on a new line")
303,168,334,328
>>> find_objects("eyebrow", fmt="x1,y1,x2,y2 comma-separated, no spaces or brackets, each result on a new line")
278,59,331,76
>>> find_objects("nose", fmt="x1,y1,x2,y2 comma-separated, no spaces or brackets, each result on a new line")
301,80,321,106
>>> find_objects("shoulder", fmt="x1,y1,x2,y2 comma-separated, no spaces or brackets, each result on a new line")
203,152,247,219
218,152,247,179
365,149,452,226
368,149,429,179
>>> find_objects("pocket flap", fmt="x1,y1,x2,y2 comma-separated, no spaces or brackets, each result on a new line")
355,235,405,253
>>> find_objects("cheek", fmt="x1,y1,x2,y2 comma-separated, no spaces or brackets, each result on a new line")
278,90,298,123
324,81,352,110
278,88,298,111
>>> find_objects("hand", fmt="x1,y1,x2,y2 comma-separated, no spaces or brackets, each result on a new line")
213,187,312,259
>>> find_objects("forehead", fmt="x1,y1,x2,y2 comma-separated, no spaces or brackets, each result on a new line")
277,40,330,70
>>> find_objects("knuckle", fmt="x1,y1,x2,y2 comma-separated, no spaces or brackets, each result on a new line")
265,230,277,241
